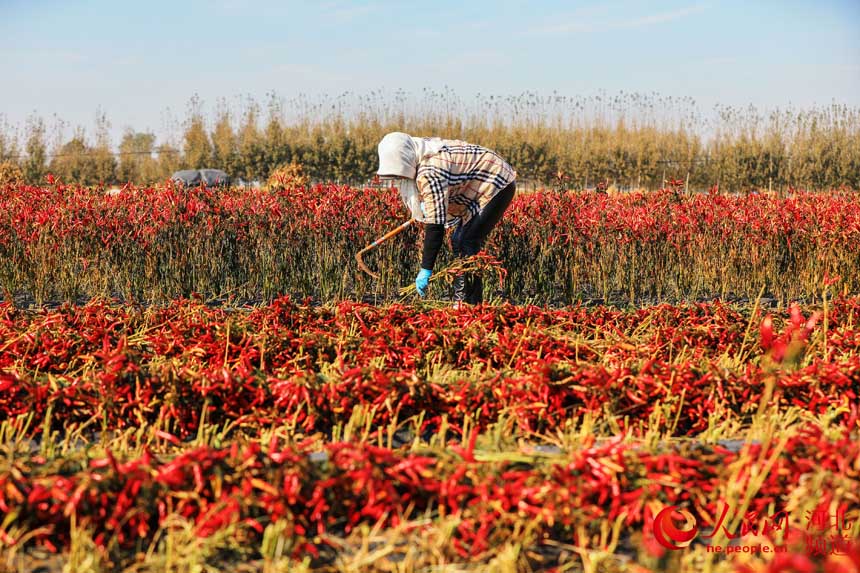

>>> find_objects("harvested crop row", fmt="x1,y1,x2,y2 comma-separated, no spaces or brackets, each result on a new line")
1,298,858,438
2,183,860,303
1,425,858,566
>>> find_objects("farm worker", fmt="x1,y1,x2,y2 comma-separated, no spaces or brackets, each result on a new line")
376,132,517,304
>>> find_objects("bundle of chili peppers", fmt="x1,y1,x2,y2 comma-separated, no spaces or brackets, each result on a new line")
398,252,508,298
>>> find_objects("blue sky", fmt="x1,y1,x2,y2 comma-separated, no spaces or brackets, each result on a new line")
1,0,858,145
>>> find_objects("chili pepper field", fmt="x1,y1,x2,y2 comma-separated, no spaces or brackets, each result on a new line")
3,181,860,306
1,183,860,573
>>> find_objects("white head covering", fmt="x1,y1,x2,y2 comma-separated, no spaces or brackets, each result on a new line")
377,132,445,179
377,132,445,221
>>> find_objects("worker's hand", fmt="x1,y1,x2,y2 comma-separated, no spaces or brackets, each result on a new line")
415,268,432,297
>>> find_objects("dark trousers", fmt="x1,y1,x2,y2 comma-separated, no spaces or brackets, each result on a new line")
450,182,516,304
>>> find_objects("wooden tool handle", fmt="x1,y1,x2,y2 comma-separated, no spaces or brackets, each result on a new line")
355,219,415,278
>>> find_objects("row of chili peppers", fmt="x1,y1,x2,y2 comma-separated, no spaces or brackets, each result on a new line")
1,297,859,438
5,182,859,253
2,182,860,303
1,424,858,566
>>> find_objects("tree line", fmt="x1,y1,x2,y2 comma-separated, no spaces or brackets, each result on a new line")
0,92,857,191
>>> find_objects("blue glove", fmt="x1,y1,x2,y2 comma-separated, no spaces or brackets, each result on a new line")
415,268,432,297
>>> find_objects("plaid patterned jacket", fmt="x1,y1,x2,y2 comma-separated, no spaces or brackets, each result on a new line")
416,141,517,228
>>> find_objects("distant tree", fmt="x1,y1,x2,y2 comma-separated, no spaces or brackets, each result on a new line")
118,130,158,184
91,109,117,185
264,115,291,173
183,118,211,169
0,161,24,185
49,134,96,185
23,117,48,185
211,105,239,175
0,118,20,163
155,144,181,181
183,95,212,169
264,95,291,173
236,102,265,181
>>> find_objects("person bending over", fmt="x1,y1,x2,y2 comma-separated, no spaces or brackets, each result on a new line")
376,131,517,305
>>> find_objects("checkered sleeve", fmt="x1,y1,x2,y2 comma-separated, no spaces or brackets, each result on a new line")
416,164,449,226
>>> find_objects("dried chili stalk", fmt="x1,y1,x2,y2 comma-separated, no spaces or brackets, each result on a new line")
399,252,508,297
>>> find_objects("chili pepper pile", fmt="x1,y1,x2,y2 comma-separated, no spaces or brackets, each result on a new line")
2,182,860,304
1,297,859,439
1,424,858,565
2,296,860,570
